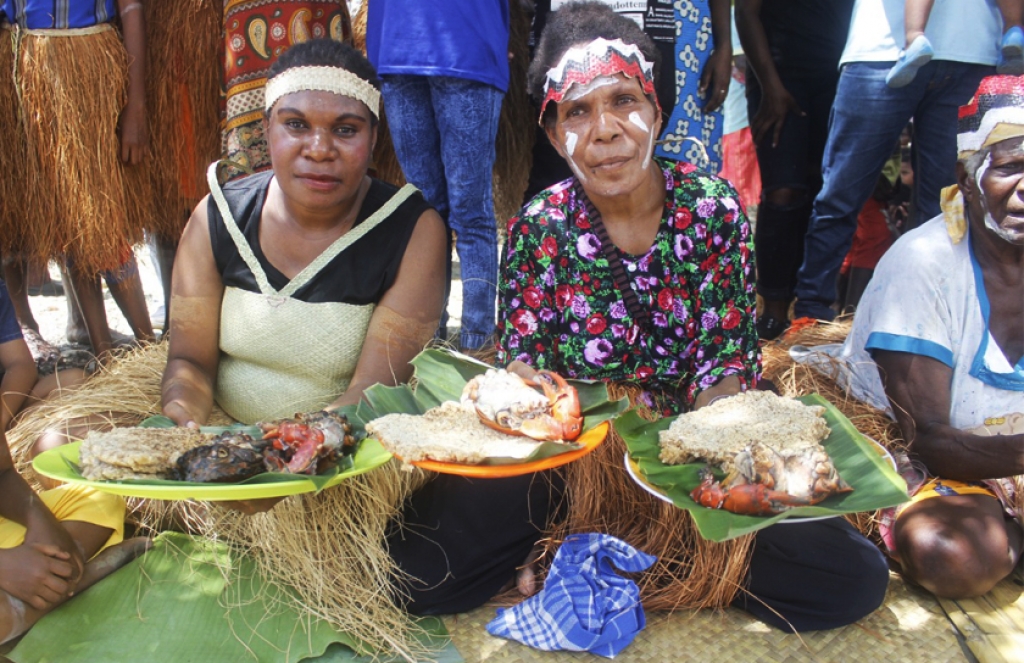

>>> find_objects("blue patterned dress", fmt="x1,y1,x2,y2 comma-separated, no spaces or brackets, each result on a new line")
654,0,724,172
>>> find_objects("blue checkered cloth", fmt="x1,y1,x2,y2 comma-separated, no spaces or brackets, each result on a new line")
486,533,657,658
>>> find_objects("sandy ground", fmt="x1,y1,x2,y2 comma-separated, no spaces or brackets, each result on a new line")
25,247,464,352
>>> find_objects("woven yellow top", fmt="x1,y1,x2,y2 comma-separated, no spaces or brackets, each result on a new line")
206,162,416,423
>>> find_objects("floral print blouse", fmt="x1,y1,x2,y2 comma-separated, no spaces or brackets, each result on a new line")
496,158,761,415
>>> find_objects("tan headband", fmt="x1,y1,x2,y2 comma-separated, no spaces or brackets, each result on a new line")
264,65,380,117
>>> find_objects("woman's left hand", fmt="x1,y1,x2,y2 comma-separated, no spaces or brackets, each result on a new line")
119,102,150,165
699,48,732,113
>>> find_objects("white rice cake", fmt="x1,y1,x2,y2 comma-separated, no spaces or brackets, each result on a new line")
79,458,164,482
366,401,544,467
658,390,831,468
79,427,213,480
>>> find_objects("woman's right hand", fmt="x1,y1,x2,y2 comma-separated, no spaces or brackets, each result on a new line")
163,400,201,429
751,84,804,149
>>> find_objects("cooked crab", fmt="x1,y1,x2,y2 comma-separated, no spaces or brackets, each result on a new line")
690,442,852,516
461,368,582,442
259,410,355,474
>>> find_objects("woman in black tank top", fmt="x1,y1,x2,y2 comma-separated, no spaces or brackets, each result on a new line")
161,39,560,618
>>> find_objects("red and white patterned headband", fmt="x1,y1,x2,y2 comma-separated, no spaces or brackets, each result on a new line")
540,38,657,124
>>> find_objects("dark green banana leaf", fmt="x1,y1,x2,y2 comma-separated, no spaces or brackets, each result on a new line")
618,394,909,542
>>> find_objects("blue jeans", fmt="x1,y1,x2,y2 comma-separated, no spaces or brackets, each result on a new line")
381,75,503,350
793,60,992,320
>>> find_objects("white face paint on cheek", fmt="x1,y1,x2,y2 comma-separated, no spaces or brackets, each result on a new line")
628,112,648,133
975,153,1023,243
565,131,578,157
628,111,655,169
642,130,655,169
567,155,587,182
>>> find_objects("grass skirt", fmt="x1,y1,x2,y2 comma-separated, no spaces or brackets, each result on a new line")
16,26,151,274
144,0,222,243
0,26,30,256
543,391,755,612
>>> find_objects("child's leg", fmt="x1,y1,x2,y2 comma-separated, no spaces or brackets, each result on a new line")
102,256,155,345
888,0,936,87
156,235,177,332
23,369,87,412
997,0,1023,29
1,257,40,333
997,0,1024,74
64,263,114,360
904,0,935,44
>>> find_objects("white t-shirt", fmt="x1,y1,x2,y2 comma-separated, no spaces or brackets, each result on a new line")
840,0,1001,66
831,217,1024,431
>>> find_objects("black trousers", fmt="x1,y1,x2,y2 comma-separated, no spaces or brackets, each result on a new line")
734,517,890,632
746,70,837,302
387,472,562,615
390,477,887,631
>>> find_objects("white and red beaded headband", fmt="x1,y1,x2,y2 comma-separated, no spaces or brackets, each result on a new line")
265,65,380,118
540,37,658,124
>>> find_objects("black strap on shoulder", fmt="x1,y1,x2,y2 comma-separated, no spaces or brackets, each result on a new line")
573,181,650,329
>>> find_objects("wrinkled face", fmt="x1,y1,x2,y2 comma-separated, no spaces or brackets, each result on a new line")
266,89,376,209
966,137,1024,244
545,73,661,199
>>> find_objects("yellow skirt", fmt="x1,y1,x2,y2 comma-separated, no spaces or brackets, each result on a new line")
0,484,125,557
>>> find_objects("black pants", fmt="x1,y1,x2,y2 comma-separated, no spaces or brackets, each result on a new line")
387,472,562,615
747,70,837,302
734,518,889,632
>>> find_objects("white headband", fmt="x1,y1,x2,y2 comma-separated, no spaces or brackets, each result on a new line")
264,65,380,117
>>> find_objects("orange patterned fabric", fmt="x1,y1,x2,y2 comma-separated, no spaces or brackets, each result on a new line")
220,0,351,177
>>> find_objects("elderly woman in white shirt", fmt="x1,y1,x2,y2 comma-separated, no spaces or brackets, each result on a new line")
834,75,1024,598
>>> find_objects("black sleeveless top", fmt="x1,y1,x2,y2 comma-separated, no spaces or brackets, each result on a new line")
208,172,432,304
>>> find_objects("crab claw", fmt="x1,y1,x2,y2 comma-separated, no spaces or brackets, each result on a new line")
690,466,811,516
530,371,583,441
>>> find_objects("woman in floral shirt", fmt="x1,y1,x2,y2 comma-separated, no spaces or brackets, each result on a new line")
499,2,889,633
498,158,759,415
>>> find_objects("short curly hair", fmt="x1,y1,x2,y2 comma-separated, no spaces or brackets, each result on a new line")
528,1,661,127
266,39,382,124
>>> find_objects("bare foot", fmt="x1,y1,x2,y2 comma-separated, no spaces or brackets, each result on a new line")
516,543,545,597
76,537,152,593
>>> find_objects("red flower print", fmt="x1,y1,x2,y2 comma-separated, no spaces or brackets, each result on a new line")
523,286,544,309
555,285,574,309
674,208,692,229
586,314,607,335
542,236,558,257
636,366,654,379
657,289,674,311
722,309,742,330
511,309,539,335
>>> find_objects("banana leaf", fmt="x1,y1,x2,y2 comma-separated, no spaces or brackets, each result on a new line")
352,348,628,465
10,532,459,663
618,394,909,542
